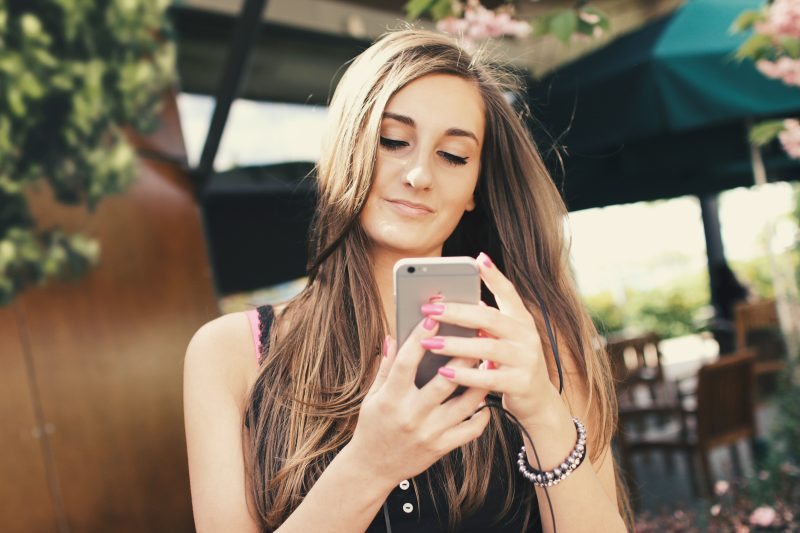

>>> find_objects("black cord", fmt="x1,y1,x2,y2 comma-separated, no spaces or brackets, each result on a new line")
383,295,564,533
476,291,563,533
382,500,392,533
479,398,558,533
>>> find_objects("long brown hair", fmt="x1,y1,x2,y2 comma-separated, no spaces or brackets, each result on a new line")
244,27,629,531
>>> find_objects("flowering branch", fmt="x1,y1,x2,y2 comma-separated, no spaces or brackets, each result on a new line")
733,0,800,159
405,0,609,50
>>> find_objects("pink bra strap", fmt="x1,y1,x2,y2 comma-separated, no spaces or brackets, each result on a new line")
245,308,261,362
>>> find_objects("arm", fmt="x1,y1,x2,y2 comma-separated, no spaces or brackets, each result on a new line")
520,378,626,533
184,315,262,533
423,253,627,533
184,313,490,533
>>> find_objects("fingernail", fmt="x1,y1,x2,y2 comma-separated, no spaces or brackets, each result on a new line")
421,337,445,350
438,367,455,379
486,360,496,370
428,294,444,303
423,316,437,330
476,401,486,409
421,303,445,315
477,252,493,268
382,335,389,357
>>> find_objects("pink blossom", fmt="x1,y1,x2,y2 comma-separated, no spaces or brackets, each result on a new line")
436,17,469,36
714,480,730,495
756,56,800,87
579,11,601,25
435,0,532,45
759,0,800,40
749,505,778,527
779,118,800,159
710,504,721,516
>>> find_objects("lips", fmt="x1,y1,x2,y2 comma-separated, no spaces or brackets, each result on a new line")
386,198,434,215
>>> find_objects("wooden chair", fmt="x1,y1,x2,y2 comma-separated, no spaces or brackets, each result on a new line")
734,299,787,389
606,332,666,405
617,350,757,501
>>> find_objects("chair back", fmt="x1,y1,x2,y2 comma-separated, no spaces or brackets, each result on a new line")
696,350,756,449
734,299,786,368
606,332,664,387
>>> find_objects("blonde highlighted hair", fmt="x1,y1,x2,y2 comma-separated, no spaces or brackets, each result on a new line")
244,27,630,531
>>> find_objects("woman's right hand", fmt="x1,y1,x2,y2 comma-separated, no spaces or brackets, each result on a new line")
346,317,491,485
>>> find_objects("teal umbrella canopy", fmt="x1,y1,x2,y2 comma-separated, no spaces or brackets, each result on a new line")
529,0,800,211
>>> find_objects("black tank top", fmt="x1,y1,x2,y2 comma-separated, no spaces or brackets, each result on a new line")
255,304,543,532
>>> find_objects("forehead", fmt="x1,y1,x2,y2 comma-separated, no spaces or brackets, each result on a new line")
383,73,485,144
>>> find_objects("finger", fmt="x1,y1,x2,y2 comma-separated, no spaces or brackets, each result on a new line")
365,335,396,399
475,252,533,324
385,315,440,391
421,335,516,367
435,385,489,427
437,365,518,393
422,301,522,340
416,356,478,406
437,406,491,452
478,302,497,339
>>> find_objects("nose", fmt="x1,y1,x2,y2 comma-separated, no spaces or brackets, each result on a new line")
404,156,433,190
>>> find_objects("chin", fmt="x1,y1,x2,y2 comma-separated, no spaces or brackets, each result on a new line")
369,229,437,256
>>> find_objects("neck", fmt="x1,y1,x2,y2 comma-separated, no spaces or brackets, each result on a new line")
371,245,442,339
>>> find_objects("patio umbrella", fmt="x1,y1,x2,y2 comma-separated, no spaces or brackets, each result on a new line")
528,0,800,352
529,0,800,212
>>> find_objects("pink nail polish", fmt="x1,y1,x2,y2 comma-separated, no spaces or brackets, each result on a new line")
428,294,444,303
382,335,389,357
421,337,445,350
423,316,437,330
477,252,493,268
438,367,456,379
421,303,445,315
486,360,496,370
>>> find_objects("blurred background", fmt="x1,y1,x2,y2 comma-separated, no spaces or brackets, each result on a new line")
1,0,798,531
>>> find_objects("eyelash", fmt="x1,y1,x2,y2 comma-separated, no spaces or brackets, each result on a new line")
379,137,468,167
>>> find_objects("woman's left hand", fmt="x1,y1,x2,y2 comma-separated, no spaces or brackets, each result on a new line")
420,252,561,429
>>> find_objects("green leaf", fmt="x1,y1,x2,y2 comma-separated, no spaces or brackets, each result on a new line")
730,9,763,33
405,0,437,20
576,18,594,36
736,33,774,60
779,37,800,59
532,14,553,38
582,6,611,32
749,120,786,146
429,0,454,21
550,9,578,44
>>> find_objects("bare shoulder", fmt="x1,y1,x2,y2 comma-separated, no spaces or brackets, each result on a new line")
183,311,264,532
184,311,262,404
184,304,291,399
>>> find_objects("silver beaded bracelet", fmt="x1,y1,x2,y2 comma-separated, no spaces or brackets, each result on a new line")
517,416,586,488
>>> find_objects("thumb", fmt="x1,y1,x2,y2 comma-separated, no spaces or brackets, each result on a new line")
366,335,396,399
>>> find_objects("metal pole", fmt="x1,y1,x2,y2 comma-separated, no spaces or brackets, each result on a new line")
747,119,800,359
193,0,270,193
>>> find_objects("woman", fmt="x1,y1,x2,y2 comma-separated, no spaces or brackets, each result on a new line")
184,28,629,532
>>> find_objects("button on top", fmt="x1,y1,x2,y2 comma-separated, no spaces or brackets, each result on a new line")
399,480,410,490
402,502,414,514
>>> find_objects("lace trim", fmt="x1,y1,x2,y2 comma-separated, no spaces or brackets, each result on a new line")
256,304,274,364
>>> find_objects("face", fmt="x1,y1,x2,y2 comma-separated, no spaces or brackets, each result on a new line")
359,73,484,256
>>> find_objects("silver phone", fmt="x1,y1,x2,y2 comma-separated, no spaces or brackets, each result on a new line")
394,257,480,393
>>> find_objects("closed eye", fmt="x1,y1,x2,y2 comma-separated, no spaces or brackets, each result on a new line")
439,151,468,166
379,137,468,167
379,137,408,150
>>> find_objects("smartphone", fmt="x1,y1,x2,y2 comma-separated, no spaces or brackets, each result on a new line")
394,256,480,394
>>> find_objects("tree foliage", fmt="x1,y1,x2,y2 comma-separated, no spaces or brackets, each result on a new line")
0,0,176,305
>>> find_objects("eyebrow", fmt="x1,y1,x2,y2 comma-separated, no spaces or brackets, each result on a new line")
382,112,479,145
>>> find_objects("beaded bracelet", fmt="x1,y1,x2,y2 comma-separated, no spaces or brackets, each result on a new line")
517,416,586,488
